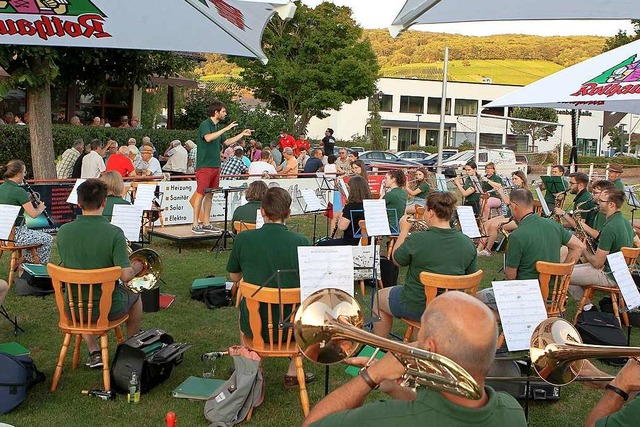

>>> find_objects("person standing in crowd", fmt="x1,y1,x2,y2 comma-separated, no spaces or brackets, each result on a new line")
232,180,268,224
161,139,188,176
57,139,84,179
320,128,336,156
0,160,53,265
278,130,296,152
81,139,106,179
295,133,310,156
106,145,135,178
192,101,252,234
71,142,91,179
185,140,197,174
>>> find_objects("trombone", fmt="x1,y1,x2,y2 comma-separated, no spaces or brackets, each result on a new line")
293,288,483,400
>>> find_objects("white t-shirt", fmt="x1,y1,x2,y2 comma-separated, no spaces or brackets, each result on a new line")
248,161,277,176
162,145,188,173
323,164,337,177
80,150,106,178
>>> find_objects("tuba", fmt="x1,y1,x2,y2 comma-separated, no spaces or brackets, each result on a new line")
126,248,162,293
293,288,483,400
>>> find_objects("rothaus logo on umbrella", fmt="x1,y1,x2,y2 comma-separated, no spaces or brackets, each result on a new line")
0,0,110,40
571,54,640,99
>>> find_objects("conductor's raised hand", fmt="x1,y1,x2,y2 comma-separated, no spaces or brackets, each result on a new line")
241,129,253,137
224,121,239,131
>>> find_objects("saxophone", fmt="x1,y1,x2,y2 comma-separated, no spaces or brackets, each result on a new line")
572,200,599,254
553,189,569,222
498,218,514,240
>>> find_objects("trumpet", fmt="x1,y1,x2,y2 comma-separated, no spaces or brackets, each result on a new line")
294,288,482,400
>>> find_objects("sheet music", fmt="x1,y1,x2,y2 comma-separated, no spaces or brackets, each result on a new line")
534,185,552,216
339,178,350,199
298,246,354,302
435,174,448,192
492,280,548,352
363,199,391,236
0,205,21,240
65,179,86,205
352,243,381,280
607,252,640,310
133,184,156,210
301,189,324,212
110,204,144,242
624,186,640,208
456,206,481,238
255,210,264,229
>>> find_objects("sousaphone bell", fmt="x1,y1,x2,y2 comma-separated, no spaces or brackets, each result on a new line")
126,248,162,293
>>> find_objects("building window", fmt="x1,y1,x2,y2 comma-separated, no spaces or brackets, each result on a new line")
365,126,391,149
368,94,393,112
454,99,478,116
398,128,418,150
427,97,451,115
399,96,424,114
481,100,505,117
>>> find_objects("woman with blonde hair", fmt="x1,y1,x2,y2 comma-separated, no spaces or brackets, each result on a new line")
101,170,131,220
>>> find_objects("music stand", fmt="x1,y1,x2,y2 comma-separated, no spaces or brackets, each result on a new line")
625,186,640,227
296,190,328,242
211,185,246,253
540,176,567,216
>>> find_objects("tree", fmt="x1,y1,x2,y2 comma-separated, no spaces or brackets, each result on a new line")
603,21,640,52
367,94,385,150
0,47,195,178
229,1,380,135
509,107,558,151
608,125,627,153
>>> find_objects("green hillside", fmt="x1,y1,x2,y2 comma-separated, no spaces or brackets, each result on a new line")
381,60,565,85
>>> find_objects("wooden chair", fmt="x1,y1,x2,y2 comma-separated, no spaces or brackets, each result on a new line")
536,261,575,318
47,264,128,392
532,200,544,216
358,219,396,259
574,247,640,327
239,281,309,417
0,227,41,287
356,220,384,295
233,221,257,234
402,270,484,342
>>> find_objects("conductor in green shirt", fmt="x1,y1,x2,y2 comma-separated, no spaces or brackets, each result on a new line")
303,292,527,427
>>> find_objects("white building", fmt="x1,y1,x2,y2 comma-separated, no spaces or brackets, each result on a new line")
307,77,636,155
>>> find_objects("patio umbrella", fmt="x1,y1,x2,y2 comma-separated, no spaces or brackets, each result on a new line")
0,0,296,64
389,0,640,36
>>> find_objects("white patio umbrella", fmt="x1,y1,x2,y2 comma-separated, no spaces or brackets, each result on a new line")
389,0,640,36
0,0,296,64
484,39,640,114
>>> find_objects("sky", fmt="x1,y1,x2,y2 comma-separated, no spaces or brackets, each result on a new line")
300,0,635,37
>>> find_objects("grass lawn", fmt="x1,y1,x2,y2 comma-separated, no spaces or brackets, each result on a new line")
0,202,637,427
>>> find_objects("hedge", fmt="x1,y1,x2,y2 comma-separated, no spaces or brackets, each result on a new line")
0,124,198,170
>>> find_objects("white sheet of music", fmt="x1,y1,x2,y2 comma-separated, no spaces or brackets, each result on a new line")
298,246,354,302
624,186,640,208
352,243,381,281
534,185,552,216
456,206,481,238
0,205,21,240
436,174,448,192
133,184,156,211
607,251,640,310
363,199,391,237
255,210,264,229
111,204,144,242
301,189,324,212
492,280,548,352
339,178,350,199
65,179,86,205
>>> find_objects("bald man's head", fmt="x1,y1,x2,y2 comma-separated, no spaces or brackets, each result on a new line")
419,292,498,379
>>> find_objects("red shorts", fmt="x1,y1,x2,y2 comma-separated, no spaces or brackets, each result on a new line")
195,167,220,195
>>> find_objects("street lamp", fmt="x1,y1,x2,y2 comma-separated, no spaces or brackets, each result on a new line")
597,124,603,157
416,114,422,146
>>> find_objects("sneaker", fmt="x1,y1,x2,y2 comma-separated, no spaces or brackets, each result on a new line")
192,225,205,234
85,351,103,369
478,249,492,257
201,224,220,233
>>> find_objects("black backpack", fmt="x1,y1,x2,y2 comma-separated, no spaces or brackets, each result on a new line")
0,352,46,414
576,310,628,366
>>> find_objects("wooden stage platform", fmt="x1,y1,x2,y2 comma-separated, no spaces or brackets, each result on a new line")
148,225,224,253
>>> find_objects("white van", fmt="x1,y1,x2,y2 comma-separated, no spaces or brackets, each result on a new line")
442,148,525,177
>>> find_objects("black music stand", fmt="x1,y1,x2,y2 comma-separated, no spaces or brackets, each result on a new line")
295,190,328,242
211,185,246,253
625,186,640,227
0,305,23,335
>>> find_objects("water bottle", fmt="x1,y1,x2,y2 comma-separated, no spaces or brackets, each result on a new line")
82,389,116,400
127,370,141,405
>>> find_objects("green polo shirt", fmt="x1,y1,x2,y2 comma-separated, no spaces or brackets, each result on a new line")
57,215,131,319
197,117,227,168
613,178,624,191
232,200,261,224
103,195,131,220
598,211,635,273
573,190,597,228
507,214,572,280
463,177,479,203
414,182,430,199
227,223,309,342
383,187,407,230
482,174,503,193
596,395,640,427
393,227,477,312
310,386,526,427
0,180,29,226
593,212,606,232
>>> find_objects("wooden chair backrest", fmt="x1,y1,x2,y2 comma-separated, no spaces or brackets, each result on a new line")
621,247,640,270
358,219,369,246
414,205,425,220
536,261,575,317
47,264,122,330
0,227,16,249
532,200,544,216
233,221,257,234
418,270,484,302
239,281,301,352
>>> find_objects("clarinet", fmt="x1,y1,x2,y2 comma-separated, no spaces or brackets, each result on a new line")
23,180,54,226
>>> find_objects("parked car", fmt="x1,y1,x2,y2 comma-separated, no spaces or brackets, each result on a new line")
359,150,420,167
515,154,531,174
417,149,459,167
396,151,432,161
349,146,365,153
442,149,524,177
